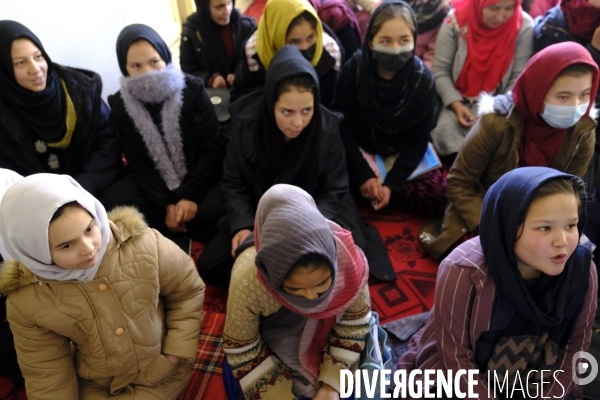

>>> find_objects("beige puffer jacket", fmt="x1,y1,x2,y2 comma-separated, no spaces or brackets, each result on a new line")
0,207,205,400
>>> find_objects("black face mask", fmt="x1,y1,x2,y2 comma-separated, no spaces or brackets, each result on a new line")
371,44,413,73
300,43,317,62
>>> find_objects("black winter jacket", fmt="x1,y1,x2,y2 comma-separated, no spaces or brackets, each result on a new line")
108,74,226,207
222,90,348,235
180,10,256,81
0,64,121,196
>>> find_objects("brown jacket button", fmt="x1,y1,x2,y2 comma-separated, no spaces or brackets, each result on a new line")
98,284,108,292
115,328,124,336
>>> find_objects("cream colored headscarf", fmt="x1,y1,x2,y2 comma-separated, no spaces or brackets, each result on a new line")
0,168,22,260
0,173,110,282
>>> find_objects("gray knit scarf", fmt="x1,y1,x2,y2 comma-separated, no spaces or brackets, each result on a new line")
120,64,187,190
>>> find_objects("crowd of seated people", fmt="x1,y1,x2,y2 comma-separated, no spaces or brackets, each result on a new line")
1,0,600,398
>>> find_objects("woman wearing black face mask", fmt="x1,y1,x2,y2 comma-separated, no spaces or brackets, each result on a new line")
231,0,344,107
333,0,445,213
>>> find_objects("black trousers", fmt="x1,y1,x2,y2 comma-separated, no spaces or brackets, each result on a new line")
196,191,395,287
101,174,223,243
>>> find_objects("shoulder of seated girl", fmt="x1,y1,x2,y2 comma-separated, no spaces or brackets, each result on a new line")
323,32,342,70
107,206,149,246
0,259,35,294
444,11,464,37
245,31,259,72
477,93,513,118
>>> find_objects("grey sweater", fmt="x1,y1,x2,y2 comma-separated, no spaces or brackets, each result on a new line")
433,10,534,107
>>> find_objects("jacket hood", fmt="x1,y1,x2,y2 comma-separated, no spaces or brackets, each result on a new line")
0,206,148,294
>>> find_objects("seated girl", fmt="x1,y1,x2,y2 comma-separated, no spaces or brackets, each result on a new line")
334,0,445,214
180,0,256,88
430,0,533,159
397,167,597,399
534,0,600,190
307,0,364,60
405,0,452,70
0,173,205,399
421,42,598,260
105,24,226,243
198,45,395,286
223,184,371,400
231,0,344,107
0,21,122,197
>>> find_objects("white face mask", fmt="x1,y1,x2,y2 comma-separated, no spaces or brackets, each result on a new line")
540,101,590,129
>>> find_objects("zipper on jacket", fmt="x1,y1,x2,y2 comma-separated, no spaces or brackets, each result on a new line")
563,134,584,172
32,276,90,285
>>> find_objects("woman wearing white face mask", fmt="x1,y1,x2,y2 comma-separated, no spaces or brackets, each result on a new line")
420,42,599,260
333,0,446,213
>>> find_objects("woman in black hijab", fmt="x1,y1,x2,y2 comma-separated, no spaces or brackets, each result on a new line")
333,0,445,214
197,45,395,286
180,0,255,88
0,20,121,197
104,24,226,243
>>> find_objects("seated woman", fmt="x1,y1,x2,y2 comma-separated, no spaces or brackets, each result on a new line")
223,184,371,400
334,0,445,214
420,42,598,260
0,21,122,197
231,0,343,107
198,45,395,286
0,173,205,399
307,0,364,59
430,0,533,159
105,24,226,242
405,0,452,70
180,0,256,88
396,167,597,399
534,0,600,190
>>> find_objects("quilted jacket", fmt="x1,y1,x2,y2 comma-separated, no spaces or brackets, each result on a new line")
0,206,205,399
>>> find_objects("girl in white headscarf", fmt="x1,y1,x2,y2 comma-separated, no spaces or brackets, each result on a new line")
0,173,205,400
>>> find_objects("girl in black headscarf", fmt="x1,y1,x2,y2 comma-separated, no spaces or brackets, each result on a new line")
197,45,395,286
0,20,121,197
104,24,226,243
396,167,596,398
333,0,445,213
180,0,256,88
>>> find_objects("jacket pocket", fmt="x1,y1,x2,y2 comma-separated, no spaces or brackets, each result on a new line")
144,354,177,386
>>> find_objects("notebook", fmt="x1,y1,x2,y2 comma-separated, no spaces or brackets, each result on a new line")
360,143,442,183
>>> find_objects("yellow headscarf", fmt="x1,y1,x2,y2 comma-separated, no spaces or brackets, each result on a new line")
256,0,324,70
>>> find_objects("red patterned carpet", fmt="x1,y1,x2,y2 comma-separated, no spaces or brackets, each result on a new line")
178,204,440,399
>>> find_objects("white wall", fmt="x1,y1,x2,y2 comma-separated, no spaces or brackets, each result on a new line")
1,0,182,100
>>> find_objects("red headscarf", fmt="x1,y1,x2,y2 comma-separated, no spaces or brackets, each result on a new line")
561,0,600,40
453,0,523,98
512,42,599,167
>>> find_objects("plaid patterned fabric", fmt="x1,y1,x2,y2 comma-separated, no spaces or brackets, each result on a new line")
179,311,228,400
245,30,342,72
